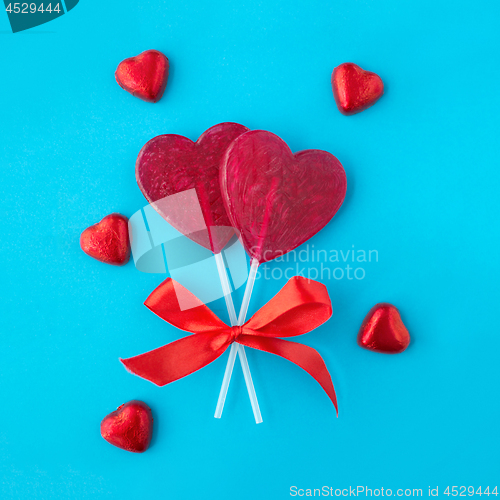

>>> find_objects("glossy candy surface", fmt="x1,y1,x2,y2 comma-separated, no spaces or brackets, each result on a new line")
332,62,384,115
136,122,249,253
220,130,347,264
115,49,169,103
80,213,130,266
100,400,153,453
357,303,410,354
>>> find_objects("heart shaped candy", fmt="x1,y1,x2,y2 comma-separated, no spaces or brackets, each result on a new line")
332,63,384,115
357,303,410,354
115,50,169,103
80,213,130,266
136,122,249,254
100,400,153,453
220,130,347,264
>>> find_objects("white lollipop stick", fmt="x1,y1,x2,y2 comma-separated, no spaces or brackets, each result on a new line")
214,258,262,423
214,252,238,325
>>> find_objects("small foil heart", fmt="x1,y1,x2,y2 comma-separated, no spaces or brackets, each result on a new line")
332,62,384,115
100,400,153,453
80,213,130,266
115,50,169,103
136,122,249,254
357,303,410,354
220,130,347,263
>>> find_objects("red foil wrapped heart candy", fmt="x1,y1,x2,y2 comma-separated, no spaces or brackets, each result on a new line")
80,213,130,266
332,63,384,115
100,400,153,453
357,303,410,354
115,49,169,103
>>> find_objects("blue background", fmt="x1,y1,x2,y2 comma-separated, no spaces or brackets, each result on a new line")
1,0,499,498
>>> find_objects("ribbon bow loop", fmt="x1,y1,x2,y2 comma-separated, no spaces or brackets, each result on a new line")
243,276,332,337
121,276,338,414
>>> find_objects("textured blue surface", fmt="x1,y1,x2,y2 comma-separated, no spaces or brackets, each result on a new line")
1,1,499,498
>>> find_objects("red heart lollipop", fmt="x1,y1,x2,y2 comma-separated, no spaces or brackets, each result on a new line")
357,303,410,354
115,49,169,103
220,130,347,263
136,122,249,254
100,400,153,453
332,62,384,115
80,213,130,266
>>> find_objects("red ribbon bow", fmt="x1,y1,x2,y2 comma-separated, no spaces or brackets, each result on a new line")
121,276,338,414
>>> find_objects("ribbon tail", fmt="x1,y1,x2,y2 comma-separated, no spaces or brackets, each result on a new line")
238,335,338,415
121,332,228,386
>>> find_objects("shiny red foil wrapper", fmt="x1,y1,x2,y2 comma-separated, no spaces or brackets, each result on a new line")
115,50,169,103
100,400,153,453
357,303,410,354
80,213,130,266
332,62,384,115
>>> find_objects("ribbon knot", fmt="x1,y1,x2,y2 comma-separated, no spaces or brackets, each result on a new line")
229,325,243,343
121,276,338,414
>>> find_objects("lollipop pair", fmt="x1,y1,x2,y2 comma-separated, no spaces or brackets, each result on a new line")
135,123,347,422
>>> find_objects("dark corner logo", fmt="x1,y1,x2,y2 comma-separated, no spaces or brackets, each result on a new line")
3,0,78,33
